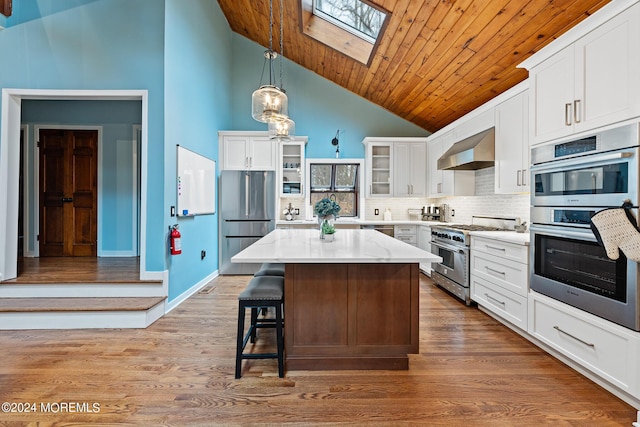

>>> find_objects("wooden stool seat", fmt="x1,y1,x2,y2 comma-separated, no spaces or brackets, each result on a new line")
253,262,285,277
235,275,285,378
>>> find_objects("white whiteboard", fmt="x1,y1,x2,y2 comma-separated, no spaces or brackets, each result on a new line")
177,145,216,216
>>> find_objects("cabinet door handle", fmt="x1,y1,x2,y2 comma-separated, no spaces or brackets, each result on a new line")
553,325,595,348
565,103,572,126
522,169,527,186
485,293,506,307
407,184,410,194
485,244,506,252
411,184,414,194
485,266,506,277
517,170,522,186
573,99,581,123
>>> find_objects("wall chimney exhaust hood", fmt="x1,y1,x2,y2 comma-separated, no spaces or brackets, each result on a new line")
437,128,495,171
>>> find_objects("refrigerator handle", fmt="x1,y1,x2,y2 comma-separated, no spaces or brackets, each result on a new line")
245,173,250,217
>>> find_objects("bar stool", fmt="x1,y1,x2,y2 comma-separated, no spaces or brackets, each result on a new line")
253,262,285,277
235,275,285,379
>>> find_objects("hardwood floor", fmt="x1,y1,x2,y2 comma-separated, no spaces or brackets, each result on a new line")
0,274,635,425
6,257,144,283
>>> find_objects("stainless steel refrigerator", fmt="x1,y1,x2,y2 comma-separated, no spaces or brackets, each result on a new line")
219,170,275,274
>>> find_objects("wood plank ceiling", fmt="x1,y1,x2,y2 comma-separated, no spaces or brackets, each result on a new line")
217,0,611,133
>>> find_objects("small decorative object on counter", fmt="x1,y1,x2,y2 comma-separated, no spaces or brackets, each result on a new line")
320,219,336,241
314,197,341,239
283,202,297,221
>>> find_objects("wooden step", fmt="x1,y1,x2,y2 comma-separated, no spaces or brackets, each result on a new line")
0,297,166,312
0,297,167,330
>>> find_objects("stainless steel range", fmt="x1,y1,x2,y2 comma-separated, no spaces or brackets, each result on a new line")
430,217,517,305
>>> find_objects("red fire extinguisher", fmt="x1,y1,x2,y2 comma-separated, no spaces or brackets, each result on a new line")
170,224,182,255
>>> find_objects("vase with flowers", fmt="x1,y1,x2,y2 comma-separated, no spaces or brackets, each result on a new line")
314,197,341,240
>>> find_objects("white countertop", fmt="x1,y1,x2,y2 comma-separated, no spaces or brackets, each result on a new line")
232,228,443,264
469,230,530,246
276,219,445,226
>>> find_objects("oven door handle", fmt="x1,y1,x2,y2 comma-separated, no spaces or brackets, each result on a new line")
530,151,634,172
431,241,467,254
530,224,597,242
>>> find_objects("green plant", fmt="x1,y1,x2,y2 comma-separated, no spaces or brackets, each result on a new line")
321,219,336,235
314,198,341,217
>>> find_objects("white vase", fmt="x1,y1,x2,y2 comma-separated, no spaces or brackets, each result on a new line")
322,233,335,242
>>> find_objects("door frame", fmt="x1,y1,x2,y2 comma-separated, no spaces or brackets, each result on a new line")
0,89,149,281
34,125,103,258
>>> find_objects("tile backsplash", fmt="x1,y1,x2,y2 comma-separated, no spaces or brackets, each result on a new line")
280,167,530,223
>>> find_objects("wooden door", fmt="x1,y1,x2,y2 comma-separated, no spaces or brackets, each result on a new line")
39,129,98,257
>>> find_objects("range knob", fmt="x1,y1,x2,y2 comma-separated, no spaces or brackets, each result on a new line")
454,236,463,242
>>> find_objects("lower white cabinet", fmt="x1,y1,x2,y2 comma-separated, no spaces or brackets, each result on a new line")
470,235,529,330
528,292,640,396
394,225,417,246
471,276,528,331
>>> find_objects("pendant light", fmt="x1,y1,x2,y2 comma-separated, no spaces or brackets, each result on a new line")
269,0,295,140
252,0,288,123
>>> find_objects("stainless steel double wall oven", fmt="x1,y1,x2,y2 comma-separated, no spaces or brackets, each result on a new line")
530,123,640,331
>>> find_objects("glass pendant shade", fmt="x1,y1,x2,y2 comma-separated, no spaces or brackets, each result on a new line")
268,115,295,140
252,85,288,123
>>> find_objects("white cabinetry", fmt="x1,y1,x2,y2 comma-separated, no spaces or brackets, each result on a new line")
495,89,530,194
394,143,426,197
279,139,306,197
529,292,640,397
218,132,277,171
394,225,417,246
470,236,529,331
363,138,427,198
418,225,432,275
526,3,640,144
427,133,474,197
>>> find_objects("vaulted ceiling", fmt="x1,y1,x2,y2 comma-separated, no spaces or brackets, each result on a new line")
217,0,611,133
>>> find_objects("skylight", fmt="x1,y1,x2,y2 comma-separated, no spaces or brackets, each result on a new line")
313,0,385,44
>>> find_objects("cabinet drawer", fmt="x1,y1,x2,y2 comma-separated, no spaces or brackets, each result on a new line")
395,225,417,236
470,251,528,297
471,277,527,331
396,235,417,245
528,293,639,393
471,236,528,263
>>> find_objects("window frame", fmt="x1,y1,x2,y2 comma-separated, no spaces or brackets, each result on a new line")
299,0,389,66
305,158,365,220
312,0,384,44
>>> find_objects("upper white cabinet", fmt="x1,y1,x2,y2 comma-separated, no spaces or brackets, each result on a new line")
363,138,427,198
526,3,640,144
394,142,427,197
218,131,277,171
427,132,474,198
495,89,529,194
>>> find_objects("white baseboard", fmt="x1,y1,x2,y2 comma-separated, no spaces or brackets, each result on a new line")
98,250,138,257
165,270,218,314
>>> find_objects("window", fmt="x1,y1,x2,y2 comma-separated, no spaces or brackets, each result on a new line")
299,0,388,65
310,163,359,217
314,0,385,43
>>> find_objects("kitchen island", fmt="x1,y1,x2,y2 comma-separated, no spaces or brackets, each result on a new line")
231,228,441,370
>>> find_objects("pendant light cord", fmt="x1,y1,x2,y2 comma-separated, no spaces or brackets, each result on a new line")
279,0,284,91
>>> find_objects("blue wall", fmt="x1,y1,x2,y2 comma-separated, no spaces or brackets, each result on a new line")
5,0,99,27
164,0,232,300
0,0,167,273
230,35,429,158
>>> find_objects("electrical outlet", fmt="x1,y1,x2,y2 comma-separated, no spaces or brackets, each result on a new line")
451,209,455,217
170,206,176,217
201,250,206,260
374,208,379,215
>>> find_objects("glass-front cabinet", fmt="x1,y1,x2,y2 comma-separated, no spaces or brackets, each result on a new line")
279,139,307,197
364,142,392,196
